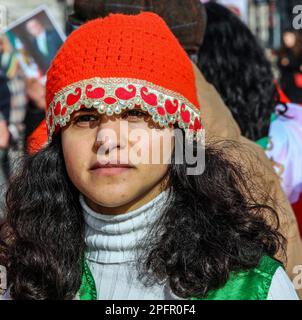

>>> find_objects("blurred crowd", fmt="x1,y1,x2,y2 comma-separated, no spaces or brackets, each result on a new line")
277,29,302,103
0,35,45,185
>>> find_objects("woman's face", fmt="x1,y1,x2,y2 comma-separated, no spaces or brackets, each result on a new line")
61,107,174,214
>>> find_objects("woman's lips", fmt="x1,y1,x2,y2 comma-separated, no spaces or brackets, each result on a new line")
89,163,134,176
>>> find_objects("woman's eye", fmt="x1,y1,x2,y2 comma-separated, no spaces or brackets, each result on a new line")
74,114,99,125
121,109,149,120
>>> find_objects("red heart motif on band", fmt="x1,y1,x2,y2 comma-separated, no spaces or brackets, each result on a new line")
180,104,190,124
189,117,202,131
141,87,158,106
61,106,67,116
157,106,166,116
115,85,136,100
104,97,117,105
54,101,61,116
165,99,178,114
85,85,105,99
66,88,82,106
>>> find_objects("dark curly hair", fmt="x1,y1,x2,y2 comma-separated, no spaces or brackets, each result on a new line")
0,129,286,299
0,137,86,299
197,2,278,141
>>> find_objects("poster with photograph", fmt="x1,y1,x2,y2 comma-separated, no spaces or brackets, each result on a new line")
3,5,65,79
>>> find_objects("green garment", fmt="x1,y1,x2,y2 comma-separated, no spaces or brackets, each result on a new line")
79,255,282,300
191,255,282,300
256,113,277,150
78,258,97,300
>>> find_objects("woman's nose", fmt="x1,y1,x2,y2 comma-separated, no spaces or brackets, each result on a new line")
93,117,127,155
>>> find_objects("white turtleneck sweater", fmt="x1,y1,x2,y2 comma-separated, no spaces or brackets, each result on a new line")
80,190,183,300
79,190,299,301
0,190,298,300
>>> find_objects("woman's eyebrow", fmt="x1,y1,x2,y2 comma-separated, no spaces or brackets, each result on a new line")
71,107,99,118
76,107,96,112
72,107,100,116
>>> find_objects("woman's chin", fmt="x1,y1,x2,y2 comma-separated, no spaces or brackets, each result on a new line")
83,191,139,212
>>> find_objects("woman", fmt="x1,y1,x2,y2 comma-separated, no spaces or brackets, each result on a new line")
0,13,297,300
197,2,302,237
197,2,277,143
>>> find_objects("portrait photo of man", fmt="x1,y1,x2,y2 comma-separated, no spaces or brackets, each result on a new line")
25,18,62,73
4,6,65,76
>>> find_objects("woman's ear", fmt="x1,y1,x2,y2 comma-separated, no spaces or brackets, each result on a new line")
191,61,241,141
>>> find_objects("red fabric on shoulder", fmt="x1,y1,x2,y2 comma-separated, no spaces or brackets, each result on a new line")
27,119,48,155
275,83,290,104
292,195,302,238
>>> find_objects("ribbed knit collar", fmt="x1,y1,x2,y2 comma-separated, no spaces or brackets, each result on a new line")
80,190,170,263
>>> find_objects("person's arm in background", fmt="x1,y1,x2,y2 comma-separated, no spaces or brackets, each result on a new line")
193,62,302,299
25,78,46,111
22,78,46,152
0,113,9,224
0,113,9,150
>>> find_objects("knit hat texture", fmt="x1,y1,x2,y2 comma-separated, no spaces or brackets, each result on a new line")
69,0,206,55
46,12,202,142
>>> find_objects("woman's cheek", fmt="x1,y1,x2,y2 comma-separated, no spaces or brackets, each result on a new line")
61,131,92,179
150,128,174,164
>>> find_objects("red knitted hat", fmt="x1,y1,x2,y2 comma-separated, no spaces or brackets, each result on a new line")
46,12,202,143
